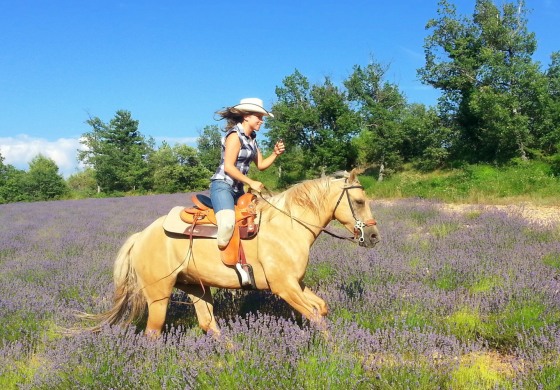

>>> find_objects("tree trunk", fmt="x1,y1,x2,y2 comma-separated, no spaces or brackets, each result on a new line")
517,137,528,161
378,162,385,182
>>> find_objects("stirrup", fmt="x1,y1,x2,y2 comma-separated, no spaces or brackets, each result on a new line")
235,263,251,286
235,263,256,288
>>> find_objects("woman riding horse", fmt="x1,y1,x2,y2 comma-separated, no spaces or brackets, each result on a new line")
86,169,380,336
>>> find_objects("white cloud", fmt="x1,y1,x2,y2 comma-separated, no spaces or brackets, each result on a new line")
0,134,202,178
0,135,85,178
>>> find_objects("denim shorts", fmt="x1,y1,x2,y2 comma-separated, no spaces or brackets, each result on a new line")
210,180,244,213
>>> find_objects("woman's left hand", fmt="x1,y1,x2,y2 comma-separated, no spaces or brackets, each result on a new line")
274,140,285,156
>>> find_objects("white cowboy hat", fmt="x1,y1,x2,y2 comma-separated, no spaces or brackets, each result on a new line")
232,98,274,118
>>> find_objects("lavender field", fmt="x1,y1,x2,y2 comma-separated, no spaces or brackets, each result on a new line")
1,193,560,389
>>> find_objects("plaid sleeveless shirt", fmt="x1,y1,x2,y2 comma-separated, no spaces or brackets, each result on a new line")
211,124,259,193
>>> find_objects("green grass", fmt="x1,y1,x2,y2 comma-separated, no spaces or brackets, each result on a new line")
485,299,559,350
525,363,560,390
408,209,440,225
304,262,337,286
543,252,560,269
1,311,43,344
430,265,461,291
296,353,368,389
468,275,502,294
429,221,461,238
364,161,560,205
524,228,560,243
446,307,485,341
0,358,39,389
374,364,447,389
450,352,514,390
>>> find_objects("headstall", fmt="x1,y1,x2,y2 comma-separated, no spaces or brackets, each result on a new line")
332,184,377,243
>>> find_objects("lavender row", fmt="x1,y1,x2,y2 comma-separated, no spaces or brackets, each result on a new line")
1,194,559,388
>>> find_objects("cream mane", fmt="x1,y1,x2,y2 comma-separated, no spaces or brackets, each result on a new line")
257,176,349,220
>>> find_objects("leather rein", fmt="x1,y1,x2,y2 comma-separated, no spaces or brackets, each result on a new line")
259,183,376,243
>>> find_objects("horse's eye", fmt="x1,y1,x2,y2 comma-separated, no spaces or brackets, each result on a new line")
355,199,365,206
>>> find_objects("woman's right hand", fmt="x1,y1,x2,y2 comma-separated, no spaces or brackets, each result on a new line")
248,180,264,193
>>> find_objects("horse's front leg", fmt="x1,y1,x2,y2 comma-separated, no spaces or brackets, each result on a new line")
269,277,326,322
302,285,328,316
176,283,220,336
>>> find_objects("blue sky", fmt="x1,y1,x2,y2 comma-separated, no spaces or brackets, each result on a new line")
1,0,559,177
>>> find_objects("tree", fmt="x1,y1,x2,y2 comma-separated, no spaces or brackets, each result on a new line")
265,70,315,184
23,155,68,201
310,79,360,171
0,153,21,203
150,142,211,193
0,151,27,203
67,168,98,198
419,0,547,163
345,61,407,180
0,166,26,203
542,51,560,175
267,70,359,184
197,125,222,172
540,52,560,155
400,103,452,171
78,110,154,193
0,152,7,189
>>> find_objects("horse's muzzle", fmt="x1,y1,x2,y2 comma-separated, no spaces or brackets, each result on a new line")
359,226,380,248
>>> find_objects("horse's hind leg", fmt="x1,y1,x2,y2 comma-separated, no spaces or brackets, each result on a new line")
176,283,220,336
145,297,169,337
141,280,175,337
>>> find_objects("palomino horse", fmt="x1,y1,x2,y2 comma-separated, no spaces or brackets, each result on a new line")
88,169,380,336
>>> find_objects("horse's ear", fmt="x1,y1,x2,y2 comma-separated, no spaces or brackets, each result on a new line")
348,167,364,183
332,170,350,179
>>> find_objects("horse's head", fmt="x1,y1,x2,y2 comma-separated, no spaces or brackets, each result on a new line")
331,169,380,248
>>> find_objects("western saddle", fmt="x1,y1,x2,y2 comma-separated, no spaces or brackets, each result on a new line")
180,193,259,287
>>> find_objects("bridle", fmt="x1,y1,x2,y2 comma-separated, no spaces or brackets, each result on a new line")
258,183,376,244
331,184,377,243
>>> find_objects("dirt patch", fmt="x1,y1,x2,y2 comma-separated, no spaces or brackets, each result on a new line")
376,200,560,226
444,203,560,226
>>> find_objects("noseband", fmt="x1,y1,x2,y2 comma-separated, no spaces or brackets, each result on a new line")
332,185,377,243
